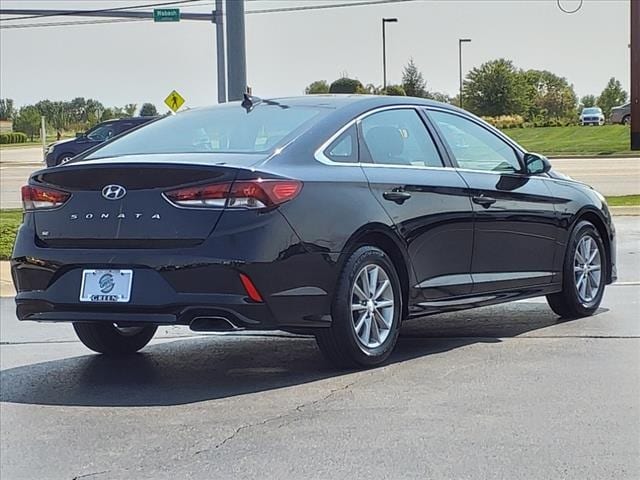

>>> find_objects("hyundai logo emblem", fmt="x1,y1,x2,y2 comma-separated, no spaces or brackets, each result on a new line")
101,184,127,200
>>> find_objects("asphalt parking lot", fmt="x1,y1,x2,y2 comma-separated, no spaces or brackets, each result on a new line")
0,216,638,479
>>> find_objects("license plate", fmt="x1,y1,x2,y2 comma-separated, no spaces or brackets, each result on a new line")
80,269,133,303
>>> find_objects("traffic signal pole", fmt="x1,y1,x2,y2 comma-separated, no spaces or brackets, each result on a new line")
631,0,639,150
225,0,247,101
0,4,250,104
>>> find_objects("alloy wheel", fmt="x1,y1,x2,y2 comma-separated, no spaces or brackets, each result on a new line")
350,264,395,348
574,235,602,304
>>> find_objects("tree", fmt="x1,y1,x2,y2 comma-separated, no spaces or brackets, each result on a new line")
522,69,577,122
124,103,137,117
363,83,382,95
426,91,452,104
139,103,158,116
463,59,526,117
383,85,406,96
329,77,365,94
580,94,598,108
14,106,41,140
0,98,14,120
401,58,427,98
597,77,628,118
305,80,330,94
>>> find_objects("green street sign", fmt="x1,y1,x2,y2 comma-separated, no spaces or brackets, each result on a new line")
154,8,180,22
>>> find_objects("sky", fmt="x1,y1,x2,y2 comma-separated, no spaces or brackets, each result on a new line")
0,0,632,110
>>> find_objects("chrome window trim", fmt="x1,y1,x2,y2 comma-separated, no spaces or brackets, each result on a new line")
314,105,434,167
423,105,526,156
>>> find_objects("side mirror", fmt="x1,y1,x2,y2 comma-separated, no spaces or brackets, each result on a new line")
75,132,85,139
524,152,551,175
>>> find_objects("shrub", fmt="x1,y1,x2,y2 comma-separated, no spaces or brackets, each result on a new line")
383,85,406,96
329,77,365,94
0,132,28,144
481,115,524,129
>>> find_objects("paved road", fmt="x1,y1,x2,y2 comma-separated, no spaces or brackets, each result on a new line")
1,217,638,479
0,148,638,208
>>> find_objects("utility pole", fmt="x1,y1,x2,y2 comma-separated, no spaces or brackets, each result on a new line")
215,0,226,103
382,18,397,90
40,116,46,159
631,0,639,150
458,38,471,109
226,0,247,101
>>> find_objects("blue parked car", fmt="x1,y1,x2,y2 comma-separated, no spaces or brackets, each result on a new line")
45,117,158,167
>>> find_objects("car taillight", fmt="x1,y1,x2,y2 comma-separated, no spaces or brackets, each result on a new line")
21,185,70,210
164,179,302,209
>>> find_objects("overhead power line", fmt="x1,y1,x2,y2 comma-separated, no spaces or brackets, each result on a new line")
0,0,202,22
246,0,419,15
0,0,420,30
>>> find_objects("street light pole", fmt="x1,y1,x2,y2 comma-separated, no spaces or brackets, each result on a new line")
458,38,471,109
382,18,398,90
631,0,639,150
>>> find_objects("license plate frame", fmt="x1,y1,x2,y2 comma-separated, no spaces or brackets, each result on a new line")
79,269,133,303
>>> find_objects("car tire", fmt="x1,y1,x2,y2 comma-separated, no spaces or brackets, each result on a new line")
315,246,402,369
546,221,606,318
622,115,631,126
57,153,75,165
73,323,157,355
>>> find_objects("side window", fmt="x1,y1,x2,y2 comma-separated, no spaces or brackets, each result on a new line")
359,109,443,167
86,124,117,142
324,124,358,163
428,110,521,173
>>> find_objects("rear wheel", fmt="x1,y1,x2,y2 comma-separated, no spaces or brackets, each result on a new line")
73,323,157,355
622,115,631,126
547,221,606,318
315,246,402,369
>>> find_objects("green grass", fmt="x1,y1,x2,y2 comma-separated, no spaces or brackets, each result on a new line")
605,195,640,207
0,135,74,150
505,125,632,156
0,209,22,260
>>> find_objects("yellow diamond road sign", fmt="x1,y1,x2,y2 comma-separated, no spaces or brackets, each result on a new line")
164,90,185,113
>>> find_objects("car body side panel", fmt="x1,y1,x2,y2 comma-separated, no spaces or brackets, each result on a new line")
362,166,474,300
542,177,616,284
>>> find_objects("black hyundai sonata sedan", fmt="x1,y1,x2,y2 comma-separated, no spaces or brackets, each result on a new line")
11,95,616,368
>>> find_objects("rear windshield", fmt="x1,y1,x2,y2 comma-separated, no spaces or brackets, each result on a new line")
86,103,325,159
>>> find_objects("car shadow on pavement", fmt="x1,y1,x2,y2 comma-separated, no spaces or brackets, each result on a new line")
0,301,608,408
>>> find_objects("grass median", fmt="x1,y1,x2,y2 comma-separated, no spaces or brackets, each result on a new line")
1,196,638,261
504,125,632,156
0,209,22,260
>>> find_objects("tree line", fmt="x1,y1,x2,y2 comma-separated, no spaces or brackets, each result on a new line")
305,58,628,127
0,98,159,140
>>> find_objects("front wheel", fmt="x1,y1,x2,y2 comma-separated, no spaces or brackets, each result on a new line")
73,323,157,355
315,246,402,369
622,115,631,126
57,153,75,165
547,221,606,318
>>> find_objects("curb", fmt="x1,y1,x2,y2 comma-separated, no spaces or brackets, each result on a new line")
610,206,640,216
0,261,15,298
548,154,640,160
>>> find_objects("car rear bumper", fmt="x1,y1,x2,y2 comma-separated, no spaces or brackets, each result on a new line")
11,212,339,331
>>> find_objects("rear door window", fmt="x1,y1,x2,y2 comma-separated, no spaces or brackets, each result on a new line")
359,109,444,167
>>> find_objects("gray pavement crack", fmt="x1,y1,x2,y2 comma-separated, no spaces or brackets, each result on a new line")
71,470,110,480
194,372,372,455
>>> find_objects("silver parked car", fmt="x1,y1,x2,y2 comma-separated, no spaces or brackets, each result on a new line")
579,107,605,126
610,103,631,125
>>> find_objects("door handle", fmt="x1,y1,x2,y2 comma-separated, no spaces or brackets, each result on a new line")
383,191,412,204
472,195,497,208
